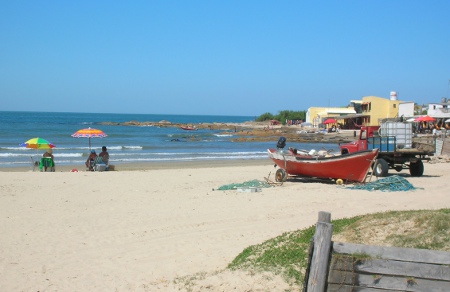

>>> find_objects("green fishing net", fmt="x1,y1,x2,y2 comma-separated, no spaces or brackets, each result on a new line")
347,175,418,192
217,179,272,191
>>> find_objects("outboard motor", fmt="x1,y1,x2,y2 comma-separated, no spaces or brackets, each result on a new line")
276,136,286,149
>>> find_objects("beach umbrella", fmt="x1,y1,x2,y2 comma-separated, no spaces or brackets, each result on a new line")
20,137,56,149
20,137,56,171
71,127,107,150
415,115,436,122
323,118,337,125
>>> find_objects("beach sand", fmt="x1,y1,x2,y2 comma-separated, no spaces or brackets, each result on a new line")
1,159,449,291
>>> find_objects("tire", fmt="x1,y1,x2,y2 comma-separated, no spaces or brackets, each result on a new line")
409,160,424,177
275,169,287,182
374,159,389,177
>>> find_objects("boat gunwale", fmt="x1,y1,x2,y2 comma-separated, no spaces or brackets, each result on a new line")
267,148,378,162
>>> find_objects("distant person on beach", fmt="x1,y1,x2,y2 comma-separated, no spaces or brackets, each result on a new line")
86,150,97,171
99,146,110,168
42,149,55,171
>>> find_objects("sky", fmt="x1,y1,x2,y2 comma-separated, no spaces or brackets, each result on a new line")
1,1,449,116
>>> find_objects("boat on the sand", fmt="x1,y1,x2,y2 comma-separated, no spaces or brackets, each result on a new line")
268,137,378,183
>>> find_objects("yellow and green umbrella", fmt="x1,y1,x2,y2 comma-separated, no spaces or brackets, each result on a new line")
20,137,56,149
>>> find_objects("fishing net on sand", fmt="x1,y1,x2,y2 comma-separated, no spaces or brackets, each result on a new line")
347,175,418,192
217,179,272,191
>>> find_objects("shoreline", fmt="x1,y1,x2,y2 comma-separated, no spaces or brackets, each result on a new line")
0,158,273,172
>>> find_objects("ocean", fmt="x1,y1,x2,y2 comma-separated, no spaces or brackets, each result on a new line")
0,111,340,169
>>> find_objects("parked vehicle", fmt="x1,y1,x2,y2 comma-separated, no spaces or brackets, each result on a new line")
339,122,434,177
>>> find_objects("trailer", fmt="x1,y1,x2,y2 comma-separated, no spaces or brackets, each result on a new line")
339,122,434,177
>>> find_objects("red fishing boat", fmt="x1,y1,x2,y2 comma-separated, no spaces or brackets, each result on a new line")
180,125,197,131
268,137,378,183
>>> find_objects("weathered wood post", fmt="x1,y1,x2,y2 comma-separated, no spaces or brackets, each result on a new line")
307,211,333,292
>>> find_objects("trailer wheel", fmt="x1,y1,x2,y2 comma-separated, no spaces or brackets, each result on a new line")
409,160,424,177
374,159,389,177
275,169,287,182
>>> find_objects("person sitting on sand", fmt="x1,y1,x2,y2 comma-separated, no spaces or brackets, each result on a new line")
99,146,110,168
86,150,97,171
42,149,55,171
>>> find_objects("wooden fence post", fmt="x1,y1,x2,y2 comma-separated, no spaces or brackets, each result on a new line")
307,211,333,292
317,211,331,224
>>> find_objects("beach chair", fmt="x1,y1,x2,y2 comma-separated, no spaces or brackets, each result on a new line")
39,157,55,172
92,156,107,171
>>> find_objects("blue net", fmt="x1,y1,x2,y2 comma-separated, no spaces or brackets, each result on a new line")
347,175,419,192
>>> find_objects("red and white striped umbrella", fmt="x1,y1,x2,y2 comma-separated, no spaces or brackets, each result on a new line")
71,127,107,150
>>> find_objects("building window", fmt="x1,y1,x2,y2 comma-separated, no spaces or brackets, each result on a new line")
393,104,396,108
361,102,371,112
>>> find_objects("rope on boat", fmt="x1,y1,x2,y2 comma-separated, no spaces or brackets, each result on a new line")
216,179,273,191
346,175,420,192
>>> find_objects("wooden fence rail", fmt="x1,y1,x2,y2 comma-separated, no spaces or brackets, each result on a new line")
304,211,450,292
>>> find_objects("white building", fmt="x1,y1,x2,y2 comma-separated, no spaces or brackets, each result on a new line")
398,101,415,118
427,98,450,118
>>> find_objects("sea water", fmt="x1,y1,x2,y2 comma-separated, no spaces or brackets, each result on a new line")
0,111,339,168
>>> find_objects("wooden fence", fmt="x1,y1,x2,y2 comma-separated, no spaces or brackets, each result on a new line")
304,211,450,292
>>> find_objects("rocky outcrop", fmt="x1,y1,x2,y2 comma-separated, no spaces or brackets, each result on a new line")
98,120,437,147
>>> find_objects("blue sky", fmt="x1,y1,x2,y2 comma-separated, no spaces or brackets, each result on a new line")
1,1,449,116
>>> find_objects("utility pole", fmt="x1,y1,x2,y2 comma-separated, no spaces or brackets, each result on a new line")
447,79,450,100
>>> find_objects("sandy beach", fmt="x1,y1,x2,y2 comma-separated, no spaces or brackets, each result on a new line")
1,159,449,291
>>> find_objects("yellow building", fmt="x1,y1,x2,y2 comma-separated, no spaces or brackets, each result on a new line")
341,96,401,128
359,96,401,125
306,106,356,127
306,95,402,129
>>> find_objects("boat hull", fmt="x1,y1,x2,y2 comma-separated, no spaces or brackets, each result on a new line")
180,126,197,131
267,148,379,182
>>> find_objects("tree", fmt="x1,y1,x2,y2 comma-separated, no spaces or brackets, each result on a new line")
414,103,427,115
256,110,306,124
255,112,274,122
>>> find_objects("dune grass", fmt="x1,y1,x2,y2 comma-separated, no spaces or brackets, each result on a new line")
227,209,450,289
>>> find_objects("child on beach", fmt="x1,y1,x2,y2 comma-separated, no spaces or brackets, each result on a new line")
86,150,97,171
